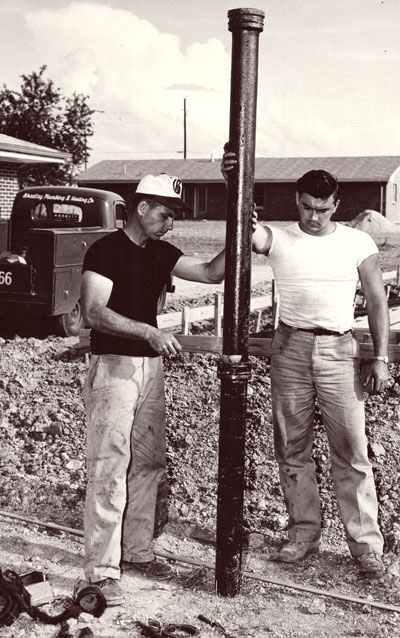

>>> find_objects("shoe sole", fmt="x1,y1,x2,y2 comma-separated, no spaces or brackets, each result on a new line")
131,569,174,580
357,558,385,579
359,569,385,579
123,563,174,580
122,560,175,580
275,547,320,563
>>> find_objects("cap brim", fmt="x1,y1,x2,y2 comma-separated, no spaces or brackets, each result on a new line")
151,194,192,213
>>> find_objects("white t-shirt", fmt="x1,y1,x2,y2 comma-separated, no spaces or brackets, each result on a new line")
268,222,378,332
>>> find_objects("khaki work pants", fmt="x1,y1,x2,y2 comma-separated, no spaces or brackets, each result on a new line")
83,354,166,582
271,323,384,557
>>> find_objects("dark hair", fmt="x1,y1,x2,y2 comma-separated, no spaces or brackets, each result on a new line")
296,170,339,202
131,194,160,213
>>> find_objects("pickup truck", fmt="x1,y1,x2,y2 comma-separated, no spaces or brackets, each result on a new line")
0,186,128,336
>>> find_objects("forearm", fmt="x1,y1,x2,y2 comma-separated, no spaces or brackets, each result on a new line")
85,304,182,356
367,299,390,356
174,250,226,283
203,248,225,283
85,305,155,342
252,223,271,254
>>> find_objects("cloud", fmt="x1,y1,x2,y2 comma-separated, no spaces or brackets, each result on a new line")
3,0,398,163
21,1,231,161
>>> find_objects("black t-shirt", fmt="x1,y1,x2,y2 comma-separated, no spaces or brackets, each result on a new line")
82,230,183,356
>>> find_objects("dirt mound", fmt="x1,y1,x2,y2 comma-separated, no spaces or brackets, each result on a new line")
348,210,399,235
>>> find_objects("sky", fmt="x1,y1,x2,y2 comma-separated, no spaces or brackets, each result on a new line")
0,0,400,167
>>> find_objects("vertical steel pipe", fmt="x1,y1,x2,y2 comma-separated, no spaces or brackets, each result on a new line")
216,7,264,597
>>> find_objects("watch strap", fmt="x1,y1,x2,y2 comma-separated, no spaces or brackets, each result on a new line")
373,356,389,364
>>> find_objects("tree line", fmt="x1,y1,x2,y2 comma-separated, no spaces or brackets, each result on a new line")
0,65,94,187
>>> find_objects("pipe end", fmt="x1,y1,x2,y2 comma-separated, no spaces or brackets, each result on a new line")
228,7,265,32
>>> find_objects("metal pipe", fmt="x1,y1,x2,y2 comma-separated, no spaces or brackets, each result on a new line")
1,511,399,615
216,7,264,597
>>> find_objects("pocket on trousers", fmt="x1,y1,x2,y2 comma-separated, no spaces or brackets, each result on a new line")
340,334,359,359
270,328,285,357
351,335,360,359
90,355,138,391
322,334,358,361
86,355,100,391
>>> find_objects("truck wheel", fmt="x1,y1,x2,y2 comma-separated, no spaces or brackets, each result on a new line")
55,301,84,336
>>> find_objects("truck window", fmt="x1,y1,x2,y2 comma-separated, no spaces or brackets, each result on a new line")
31,202,83,223
33,203,48,220
115,202,127,228
53,203,83,222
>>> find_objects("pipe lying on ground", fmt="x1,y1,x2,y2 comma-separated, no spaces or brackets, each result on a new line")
0,509,399,614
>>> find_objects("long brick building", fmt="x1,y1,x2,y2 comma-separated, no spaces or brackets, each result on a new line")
76,156,400,222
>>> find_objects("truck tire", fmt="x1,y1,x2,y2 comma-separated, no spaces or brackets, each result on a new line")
55,300,84,336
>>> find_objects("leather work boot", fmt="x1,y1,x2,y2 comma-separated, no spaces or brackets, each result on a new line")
123,557,174,580
356,552,385,579
274,541,320,563
74,577,125,607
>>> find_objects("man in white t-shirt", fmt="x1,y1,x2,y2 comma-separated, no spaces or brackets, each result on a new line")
223,155,389,578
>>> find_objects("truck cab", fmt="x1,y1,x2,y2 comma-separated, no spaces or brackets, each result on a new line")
0,186,127,336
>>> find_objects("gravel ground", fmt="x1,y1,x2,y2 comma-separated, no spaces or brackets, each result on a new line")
0,325,400,636
1,216,400,635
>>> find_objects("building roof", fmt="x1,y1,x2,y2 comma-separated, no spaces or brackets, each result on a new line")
77,158,223,183
254,156,400,182
0,133,71,165
77,156,400,185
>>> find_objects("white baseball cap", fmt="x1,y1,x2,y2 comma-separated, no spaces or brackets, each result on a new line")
135,173,192,212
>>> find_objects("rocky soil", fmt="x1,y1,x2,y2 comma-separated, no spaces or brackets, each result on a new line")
1,219,400,636
0,311,400,636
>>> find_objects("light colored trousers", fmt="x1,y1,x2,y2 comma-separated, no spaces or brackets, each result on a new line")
271,323,383,557
83,354,166,582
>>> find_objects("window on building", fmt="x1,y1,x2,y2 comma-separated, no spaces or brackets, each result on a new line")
197,185,207,215
179,185,193,220
393,183,398,204
254,183,265,214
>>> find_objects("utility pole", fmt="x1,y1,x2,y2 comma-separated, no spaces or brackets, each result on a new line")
84,131,88,171
215,7,264,597
183,97,187,159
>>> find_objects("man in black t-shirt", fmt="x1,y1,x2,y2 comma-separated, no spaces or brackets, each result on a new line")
76,174,226,606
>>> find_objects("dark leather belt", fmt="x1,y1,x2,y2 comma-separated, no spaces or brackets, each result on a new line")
279,321,351,337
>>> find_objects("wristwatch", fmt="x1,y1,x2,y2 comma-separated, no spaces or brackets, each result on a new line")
373,356,389,364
